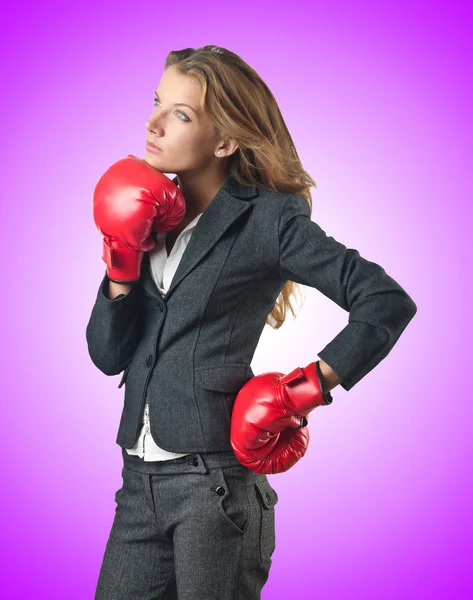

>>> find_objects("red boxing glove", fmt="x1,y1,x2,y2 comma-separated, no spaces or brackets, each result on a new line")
93,154,186,284
230,360,333,474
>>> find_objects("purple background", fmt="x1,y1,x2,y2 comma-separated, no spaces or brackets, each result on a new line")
1,0,471,598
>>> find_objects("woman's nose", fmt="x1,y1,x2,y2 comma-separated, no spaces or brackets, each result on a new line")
146,110,166,132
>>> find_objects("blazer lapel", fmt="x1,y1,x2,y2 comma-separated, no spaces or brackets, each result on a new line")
141,173,259,300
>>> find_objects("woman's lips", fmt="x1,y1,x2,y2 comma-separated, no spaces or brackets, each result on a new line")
146,141,162,153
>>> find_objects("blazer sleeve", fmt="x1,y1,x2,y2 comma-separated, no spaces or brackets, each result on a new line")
278,193,418,392
85,270,143,376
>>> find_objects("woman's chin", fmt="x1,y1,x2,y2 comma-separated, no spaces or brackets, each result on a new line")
143,154,166,169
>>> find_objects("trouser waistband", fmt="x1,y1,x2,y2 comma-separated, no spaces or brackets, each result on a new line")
121,447,247,476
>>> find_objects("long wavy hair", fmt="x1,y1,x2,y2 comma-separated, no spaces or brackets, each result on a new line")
164,45,318,329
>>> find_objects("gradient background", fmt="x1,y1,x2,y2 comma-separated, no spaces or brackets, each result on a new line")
1,0,471,598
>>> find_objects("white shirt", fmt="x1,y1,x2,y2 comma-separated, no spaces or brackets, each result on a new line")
125,210,204,461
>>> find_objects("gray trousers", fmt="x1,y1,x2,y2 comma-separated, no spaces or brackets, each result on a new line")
94,447,278,600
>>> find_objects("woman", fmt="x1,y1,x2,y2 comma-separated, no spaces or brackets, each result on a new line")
87,45,417,600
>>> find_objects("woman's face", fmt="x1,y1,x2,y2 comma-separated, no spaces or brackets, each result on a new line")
144,65,222,174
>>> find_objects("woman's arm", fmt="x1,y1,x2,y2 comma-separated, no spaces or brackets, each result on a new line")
318,359,342,393
278,193,417,392
107,278,133,299
85,270,143,376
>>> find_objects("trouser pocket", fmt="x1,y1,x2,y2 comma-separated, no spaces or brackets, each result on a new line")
254,478,278,562
211,466,252,535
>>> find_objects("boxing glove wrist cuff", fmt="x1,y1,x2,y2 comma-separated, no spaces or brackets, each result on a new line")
102,237,143,283
280,360,332,415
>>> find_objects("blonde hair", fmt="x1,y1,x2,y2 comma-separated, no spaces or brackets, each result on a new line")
164,45,318,329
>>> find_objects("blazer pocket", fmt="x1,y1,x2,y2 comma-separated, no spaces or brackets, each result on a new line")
195,363,254,393
117,362,132,388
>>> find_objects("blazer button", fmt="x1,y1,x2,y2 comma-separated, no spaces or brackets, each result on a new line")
212,486,225,496
145,354,153,367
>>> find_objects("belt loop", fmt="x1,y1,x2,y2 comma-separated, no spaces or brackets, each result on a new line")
193,453,210,473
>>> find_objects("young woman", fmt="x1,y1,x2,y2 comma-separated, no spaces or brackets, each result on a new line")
87,45,417,600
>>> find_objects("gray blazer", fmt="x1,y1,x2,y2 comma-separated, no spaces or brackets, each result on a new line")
85,174,417,453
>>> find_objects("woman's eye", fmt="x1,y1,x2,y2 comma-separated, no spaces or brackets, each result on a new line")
153,97,190,122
